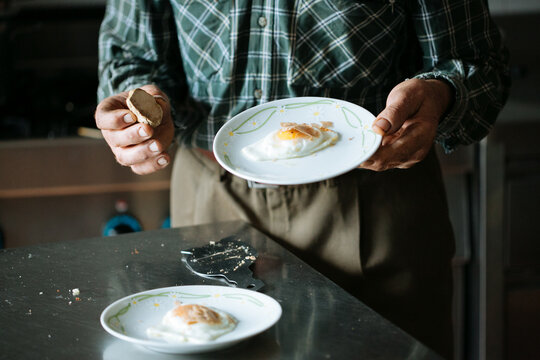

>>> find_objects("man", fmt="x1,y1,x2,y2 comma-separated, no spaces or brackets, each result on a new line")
95,1,510,358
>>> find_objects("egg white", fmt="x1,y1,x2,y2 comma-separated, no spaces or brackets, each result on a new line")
146,305,237,344
241,126,338,161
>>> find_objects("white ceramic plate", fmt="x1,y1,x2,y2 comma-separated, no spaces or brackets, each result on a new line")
100,285,282,354
213,97,382,185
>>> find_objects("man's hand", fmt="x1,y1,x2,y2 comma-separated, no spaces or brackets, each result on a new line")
94,85,175,175
359,78,453,171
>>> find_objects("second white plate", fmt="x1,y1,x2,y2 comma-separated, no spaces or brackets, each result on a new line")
213,97,381,185
100,285,282,354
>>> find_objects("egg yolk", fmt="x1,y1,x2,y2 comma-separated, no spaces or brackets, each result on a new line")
171,304,221,325
277,129,308,140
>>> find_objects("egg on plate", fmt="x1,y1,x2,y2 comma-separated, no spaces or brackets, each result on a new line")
146,303,237,344
241,122,339,161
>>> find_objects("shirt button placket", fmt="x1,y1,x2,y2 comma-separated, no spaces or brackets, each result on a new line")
254,6,269,102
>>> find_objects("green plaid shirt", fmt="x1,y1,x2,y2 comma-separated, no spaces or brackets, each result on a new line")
98,0,510,152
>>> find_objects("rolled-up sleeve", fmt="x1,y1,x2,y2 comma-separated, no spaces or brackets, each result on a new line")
411,0,511,152
97,0,185,106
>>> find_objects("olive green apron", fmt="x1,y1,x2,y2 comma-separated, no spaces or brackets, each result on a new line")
170,145,455,359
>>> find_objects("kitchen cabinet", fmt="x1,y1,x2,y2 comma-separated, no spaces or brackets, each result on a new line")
0,138,173,248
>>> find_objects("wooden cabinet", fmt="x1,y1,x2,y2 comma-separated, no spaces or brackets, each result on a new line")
0,138,172,247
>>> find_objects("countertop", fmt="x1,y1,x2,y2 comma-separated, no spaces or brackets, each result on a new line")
0,221,442,360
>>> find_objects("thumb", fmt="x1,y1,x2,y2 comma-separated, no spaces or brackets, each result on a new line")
372,80,423,136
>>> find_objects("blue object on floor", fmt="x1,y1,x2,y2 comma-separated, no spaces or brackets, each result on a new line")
103,214,142,236
161,216,171,229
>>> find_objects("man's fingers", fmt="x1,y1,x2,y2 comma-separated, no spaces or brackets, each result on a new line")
372,79,425,136
94,85,175,175
373,104,404,136
360,120,431,171
361,142,412,171
95,108,137,131
102,123,154,147
112,139,165,166
94,91,134,130
129,153,170,175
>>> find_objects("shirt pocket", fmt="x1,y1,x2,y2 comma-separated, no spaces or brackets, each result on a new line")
289,0,405,89
173,0,232,83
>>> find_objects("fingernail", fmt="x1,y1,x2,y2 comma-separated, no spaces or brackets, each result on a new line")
157,157,168,166
374,118,391,133
138,127,149,137
363,160,374,166
149,142,159,152
124,113,135,123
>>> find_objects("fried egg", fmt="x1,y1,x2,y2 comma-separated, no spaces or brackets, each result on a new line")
146,303,237,344
241,122,339,161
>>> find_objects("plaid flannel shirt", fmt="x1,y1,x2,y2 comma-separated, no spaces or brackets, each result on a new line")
98,0,510,152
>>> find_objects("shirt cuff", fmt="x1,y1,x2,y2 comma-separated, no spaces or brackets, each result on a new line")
414,71,468,153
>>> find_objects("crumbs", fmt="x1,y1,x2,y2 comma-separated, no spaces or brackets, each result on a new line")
33,287,90,307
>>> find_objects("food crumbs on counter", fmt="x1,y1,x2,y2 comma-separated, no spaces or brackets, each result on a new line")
72,288,80,296
75,297,81,302
161,243,165,247
68,301,72,305
26,309,32,315
48,334,51,339
27,254,33,259
56,289,60,293
131,248,140,255
39,291,43,295
209,241,216,245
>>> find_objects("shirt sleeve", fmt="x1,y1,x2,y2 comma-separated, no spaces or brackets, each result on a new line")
97,0,186,110
410,0,511,152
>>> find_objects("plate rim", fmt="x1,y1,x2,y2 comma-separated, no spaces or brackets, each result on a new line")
100,285,282,352
212,96,381,185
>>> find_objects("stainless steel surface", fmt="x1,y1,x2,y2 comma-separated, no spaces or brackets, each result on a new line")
437,144,474,360
0,221,443,360
477,138,505,360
